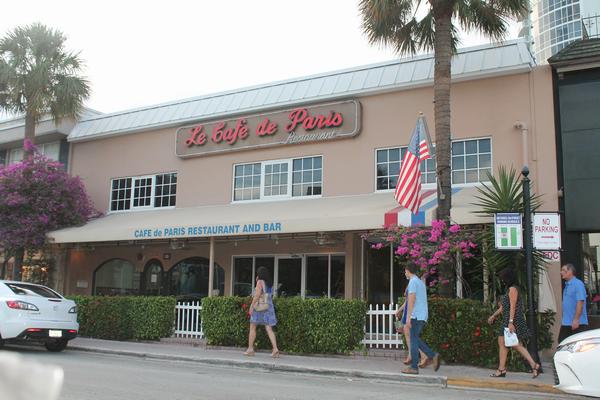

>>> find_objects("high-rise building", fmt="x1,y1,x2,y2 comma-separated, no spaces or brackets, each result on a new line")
526,0,600,63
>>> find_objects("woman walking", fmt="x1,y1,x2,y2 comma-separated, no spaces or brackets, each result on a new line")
245,266,280,358
488,267,540,378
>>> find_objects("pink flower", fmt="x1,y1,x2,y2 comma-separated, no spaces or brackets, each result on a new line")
395,246,409,255
449,224,460,233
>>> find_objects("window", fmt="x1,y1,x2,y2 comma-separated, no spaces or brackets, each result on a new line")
376,138,491,191
5,283,61,299
6,141,61,165
110,172,177,212
292,156,322,196
376,147,435,190
232,254,344,298
451,138,491,184
233,163,261,201
306,255,345,298
155,173,177,208
233,156,322,202
94,259,140,296
167,257,224,297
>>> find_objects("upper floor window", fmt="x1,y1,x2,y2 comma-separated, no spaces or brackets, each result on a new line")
376,146,436,191
233,156,322,202
451,138,491,184
110,172,177,212
7,141,60,165
376,138,491,191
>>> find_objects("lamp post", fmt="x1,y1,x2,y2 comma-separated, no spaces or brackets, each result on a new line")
522,166,540,365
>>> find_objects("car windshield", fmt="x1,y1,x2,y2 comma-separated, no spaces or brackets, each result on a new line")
5,283,62,299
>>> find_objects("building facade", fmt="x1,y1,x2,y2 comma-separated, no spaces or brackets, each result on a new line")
528,0,600,63
38,40,563,318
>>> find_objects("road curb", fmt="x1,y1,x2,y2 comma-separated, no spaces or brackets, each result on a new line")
447,377,562,395
69,345,447,387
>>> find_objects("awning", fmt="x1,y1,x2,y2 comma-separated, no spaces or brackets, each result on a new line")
48,193,405,244
48,187,490,244
384,186,492,227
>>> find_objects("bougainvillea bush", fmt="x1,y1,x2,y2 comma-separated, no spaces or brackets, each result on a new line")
366,220,477,290
0,140,95,253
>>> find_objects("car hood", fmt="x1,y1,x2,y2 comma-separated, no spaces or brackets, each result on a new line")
558,328,600,346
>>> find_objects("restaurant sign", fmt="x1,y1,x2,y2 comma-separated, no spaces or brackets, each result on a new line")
176,99,360,157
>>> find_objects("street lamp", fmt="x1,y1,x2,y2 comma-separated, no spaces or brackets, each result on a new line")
522,166,540,366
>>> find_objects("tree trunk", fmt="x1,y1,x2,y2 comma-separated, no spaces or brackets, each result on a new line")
433,11,453,222
12,247,25,281
24,111,36,159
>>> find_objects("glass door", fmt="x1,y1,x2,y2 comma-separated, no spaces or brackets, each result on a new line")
275,257,302,297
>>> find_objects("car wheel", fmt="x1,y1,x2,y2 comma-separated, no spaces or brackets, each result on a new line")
45,339,68,352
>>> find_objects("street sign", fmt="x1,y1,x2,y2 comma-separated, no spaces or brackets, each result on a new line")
495,213,523,250
533,212,561,250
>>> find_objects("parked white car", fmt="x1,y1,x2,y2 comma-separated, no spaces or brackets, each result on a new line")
0,280,78,352
554,328,600,397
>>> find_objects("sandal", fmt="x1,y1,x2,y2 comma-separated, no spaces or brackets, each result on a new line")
490,369,506,378
403,358,412,365
418,357,431,368
271,350,280,358
243,349,255,356
532,363,541,379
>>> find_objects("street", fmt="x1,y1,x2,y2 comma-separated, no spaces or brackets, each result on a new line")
4,345,575,400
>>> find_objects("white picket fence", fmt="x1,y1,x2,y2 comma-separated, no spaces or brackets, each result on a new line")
173,301,203,339
362,303,405,349
172,301,404,349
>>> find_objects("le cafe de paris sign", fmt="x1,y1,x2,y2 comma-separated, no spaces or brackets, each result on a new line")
175,100,361,157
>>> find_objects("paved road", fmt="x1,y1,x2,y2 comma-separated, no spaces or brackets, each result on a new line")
5,345,575,400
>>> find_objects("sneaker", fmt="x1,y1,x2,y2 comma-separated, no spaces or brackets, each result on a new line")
401,368,419,375
432,353,441,372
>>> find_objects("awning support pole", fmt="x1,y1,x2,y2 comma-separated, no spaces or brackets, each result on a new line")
208,236,215,297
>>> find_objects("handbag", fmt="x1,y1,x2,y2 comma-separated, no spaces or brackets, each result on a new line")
503,327,519,347
254,292,269,312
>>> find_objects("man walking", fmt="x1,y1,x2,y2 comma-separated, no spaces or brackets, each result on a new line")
559,263,589,343
402,262,440,375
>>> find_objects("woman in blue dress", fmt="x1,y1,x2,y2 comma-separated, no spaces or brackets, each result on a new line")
245,266,279,357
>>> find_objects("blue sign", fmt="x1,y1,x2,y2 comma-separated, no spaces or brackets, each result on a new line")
133,222,283,239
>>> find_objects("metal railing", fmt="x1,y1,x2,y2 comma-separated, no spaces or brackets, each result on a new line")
583,15,600,39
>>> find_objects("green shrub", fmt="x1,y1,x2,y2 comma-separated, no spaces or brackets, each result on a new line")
69,296,176,341
400,297,555,370
202,296,367,354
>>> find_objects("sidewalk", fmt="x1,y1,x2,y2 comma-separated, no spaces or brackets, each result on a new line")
69,337,565,396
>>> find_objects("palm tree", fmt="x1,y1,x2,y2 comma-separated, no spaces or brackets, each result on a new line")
0,23,90,280
0,23,90,158
473,166,544,303
360,0,527,221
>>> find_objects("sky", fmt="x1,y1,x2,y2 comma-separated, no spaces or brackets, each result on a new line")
1,0,520,116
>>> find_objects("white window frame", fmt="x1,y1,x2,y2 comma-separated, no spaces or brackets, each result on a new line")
374,145,437,193
261,159,292,200
232,155,323,203
108,172,177,213
374,137,493,192
450,137,493,187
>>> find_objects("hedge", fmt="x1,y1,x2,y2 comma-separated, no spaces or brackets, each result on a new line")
202,296,367,354
69,296,176,341
408,297,555,370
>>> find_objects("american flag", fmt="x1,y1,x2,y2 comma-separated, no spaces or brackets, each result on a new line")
394,115,432,214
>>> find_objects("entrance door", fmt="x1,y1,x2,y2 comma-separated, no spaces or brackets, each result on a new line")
276,257,302,297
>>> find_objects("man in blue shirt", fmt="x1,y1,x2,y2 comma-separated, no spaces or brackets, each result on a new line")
402,262,440,375
559,263,589,343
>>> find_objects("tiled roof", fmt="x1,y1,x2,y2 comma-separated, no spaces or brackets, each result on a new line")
548,38,600,65
69,39,534,142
